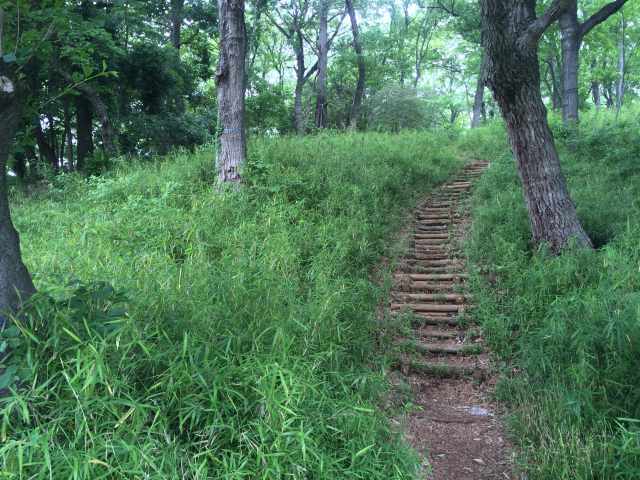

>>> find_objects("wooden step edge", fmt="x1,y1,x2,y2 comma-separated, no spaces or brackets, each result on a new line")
403,340,483,356
394,360,486,378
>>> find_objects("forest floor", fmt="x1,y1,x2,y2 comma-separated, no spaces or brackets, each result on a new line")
388,161,516,479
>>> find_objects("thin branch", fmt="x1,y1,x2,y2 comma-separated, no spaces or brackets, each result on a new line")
328,10,346,48
266,11,293,39
579,0,628,40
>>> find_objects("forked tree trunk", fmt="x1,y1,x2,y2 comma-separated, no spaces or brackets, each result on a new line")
59,69,117,157
471,50,486,128
315,0,329,129
215,0,246,184
346,0,365,130
0,67,36,325
559,0,628,124
481,0,592,253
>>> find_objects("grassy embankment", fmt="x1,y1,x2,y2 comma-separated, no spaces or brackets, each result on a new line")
462,109,640,479
1,131,464,478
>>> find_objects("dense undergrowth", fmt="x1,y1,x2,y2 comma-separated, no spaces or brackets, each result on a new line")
463,109,640,479
1,132,463,478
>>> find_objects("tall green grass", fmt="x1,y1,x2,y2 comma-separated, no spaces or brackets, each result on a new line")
463,109,640,479
1,131,462,478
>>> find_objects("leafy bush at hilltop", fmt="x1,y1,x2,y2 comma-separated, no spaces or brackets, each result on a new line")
464,110,640,479
2,131,462,478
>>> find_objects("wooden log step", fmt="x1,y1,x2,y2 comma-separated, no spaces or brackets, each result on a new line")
391,303,463,313
393,280,455,291
403,257,459,264
394,273,468,281
398,267,463,274
411,233,449,239
410,250,449,258
406,282,455,291
393,293,469,303
411,240,447,247
416,220,452,226
419,329,459,340
414,230,448,236
405,361,484,378
404,341,482,356
409,259,459,266
409,315,460,326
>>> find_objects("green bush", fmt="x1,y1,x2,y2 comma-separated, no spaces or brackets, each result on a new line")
463,108,640,479
2,131,462,478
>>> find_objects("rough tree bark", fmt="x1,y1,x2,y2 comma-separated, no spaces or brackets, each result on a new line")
170,0,184,51
215,0,246,184
0,64,36,325
346,0,365,130
471,50,487,128
315,0,329,129
481,0,592,253
559,0,628,123
75,95,94,170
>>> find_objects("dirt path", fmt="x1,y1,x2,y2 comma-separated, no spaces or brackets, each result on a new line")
390,161,515,479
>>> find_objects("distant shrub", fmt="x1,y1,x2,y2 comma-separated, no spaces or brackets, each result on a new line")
367,85,431,132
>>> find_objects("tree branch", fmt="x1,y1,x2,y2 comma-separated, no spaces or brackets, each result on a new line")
518,0,571,49
579,0,628,40
302,61,318,82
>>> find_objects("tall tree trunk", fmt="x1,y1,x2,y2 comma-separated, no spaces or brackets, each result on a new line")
75,95,93,171
616,14,625,113
471,50,487,128
590,60,601,109
315,0,329,129
215,0,246,184
346,0,365,130
63,97,74,170
294,79,305,135
603,83,612,108
0,66,36,325
548,57,562,110
560,3,580,124
170,0,184,51
592,80,601,109
481,0,592,253
34,121,58,170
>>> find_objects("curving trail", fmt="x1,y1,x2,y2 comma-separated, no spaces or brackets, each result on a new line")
390,161,515,479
